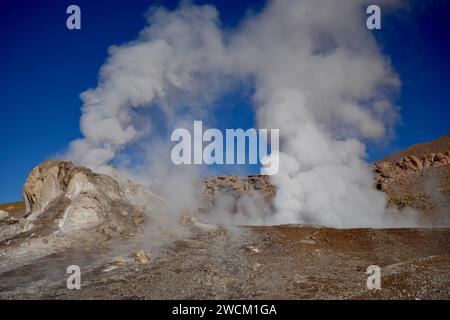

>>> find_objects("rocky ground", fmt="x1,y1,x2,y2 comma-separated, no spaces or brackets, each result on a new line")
0,224,448,299
0,134,449,300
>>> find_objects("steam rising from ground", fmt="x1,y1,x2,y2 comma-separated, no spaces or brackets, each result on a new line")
65,0,416,228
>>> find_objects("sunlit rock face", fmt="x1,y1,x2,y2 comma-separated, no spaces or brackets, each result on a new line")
0,161,166,277
23,160,72,218
19,160,159,235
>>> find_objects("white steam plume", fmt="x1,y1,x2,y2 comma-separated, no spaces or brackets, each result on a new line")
65,0,414,227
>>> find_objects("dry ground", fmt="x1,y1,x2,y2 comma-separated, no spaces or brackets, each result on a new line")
0,224,448,299
0,202,25,218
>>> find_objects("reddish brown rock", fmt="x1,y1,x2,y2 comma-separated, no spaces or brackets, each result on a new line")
202,175,276,204
408,155,423,170
434,152,448,167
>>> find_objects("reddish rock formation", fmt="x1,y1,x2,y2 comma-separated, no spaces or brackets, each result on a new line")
373,151,450,191
202,175,276,203
200,139,450,215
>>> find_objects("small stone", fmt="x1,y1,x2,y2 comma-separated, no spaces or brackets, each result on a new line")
179,211,197,225
245,245,261,253
300,239,316,245
134,249,149,263
112,257,128,266
253,263,262,271
103,265,119,272
133,216,144,226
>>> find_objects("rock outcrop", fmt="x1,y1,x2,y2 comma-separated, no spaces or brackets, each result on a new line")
1,160,163,243
22,160,130,223
0,161,169,277
200,148,449,217
203,175,275,201
199,175,276,222
374,151,450,191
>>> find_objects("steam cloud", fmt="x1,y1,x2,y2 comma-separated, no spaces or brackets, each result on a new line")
65,0,415,228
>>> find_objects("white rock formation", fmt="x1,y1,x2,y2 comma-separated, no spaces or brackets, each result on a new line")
20,160,164,234
0,160,171,275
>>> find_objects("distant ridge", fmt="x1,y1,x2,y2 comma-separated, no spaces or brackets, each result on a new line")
382,133,450,163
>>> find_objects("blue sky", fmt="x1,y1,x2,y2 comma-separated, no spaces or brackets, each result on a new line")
0,0,449,203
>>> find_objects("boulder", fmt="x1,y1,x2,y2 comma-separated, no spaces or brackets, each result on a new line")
434,152,448,167
408,155,423,170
